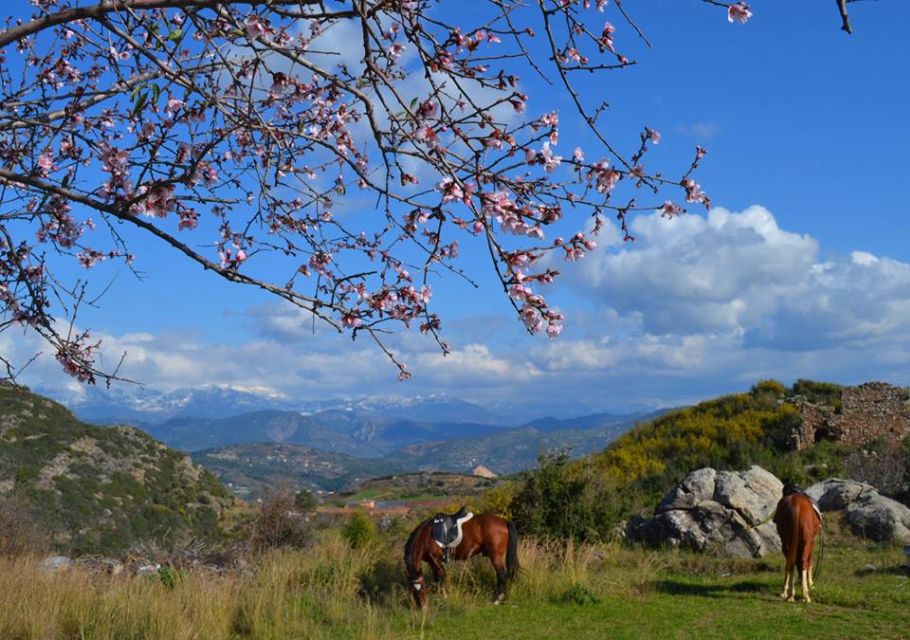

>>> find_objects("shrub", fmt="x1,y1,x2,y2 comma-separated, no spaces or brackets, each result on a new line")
248,486,310,551
294,488,318,512
341,511,376,549
472,482,518,518
0,495,48,557
557,582,601,605
844,437,908,497
510,453,633,542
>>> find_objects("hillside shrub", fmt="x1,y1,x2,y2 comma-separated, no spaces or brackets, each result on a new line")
342,511,376,549
471,482,518,518
510,453,635,542
0,495,47,557
294,489,318,512
249,487,310,551
844,437,909,497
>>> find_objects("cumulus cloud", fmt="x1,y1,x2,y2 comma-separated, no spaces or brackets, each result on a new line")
571,205,910,351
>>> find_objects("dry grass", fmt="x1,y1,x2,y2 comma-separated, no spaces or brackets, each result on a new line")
1,528,907,640
0,531,613,639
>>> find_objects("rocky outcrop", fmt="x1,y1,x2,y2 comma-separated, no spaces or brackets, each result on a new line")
806,478,910,543
472,465,497,479
628,465,783,558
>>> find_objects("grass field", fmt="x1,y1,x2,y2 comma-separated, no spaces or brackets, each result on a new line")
1,529,907,640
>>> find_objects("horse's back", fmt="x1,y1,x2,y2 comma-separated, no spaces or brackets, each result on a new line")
775,493,821,549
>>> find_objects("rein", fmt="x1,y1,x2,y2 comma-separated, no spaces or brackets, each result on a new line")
813,513,825,583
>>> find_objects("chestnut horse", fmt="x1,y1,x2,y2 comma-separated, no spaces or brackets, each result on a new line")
404,512,519,609
773,487,822,602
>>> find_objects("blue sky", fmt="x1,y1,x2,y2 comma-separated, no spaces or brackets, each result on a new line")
6,1,910,413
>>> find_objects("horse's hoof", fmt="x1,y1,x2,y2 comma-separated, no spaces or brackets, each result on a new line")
779,593,789,601
786,596,796,603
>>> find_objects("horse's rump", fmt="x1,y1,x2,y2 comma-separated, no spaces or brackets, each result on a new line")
774,493,821,569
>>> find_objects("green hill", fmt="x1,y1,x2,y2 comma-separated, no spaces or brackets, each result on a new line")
0,384,232,554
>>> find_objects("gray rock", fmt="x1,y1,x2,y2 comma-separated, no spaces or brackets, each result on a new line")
39,555,72,573
724,521,782,558
630,465,784,558
657,467,716,513
844,493,910,543
714,466,783,526
806,478,876,511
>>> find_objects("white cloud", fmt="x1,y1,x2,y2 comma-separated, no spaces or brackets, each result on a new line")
7,205,910,414
570,205,910,351
675,121,721,139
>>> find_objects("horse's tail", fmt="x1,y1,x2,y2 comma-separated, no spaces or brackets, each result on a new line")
506,520,519,578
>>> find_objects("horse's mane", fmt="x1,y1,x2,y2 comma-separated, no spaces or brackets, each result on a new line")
403,518,429,579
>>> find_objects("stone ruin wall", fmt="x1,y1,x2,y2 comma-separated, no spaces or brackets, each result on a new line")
793,382,910,450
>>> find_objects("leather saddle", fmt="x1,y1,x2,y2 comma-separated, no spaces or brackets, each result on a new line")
431,505,473,564
782,483,822,520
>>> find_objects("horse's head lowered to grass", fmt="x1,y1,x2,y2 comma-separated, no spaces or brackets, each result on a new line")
404,509,518,610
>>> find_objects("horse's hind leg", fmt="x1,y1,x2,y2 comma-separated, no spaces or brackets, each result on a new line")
779,550,793,601
801,546,814,603
491,555,507,605
780,566,792,601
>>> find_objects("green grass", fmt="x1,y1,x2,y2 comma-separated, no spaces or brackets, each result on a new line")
1,530,907,639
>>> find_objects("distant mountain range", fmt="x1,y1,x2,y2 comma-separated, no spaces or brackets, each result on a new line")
148,410,509,456
37,383,667,498
192,411,662,497
40,383,641,427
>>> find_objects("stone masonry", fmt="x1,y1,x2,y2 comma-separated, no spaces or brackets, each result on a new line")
792,382,910,450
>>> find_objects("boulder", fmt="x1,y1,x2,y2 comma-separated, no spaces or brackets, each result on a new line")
805,478,876,511
843,493,910,543
39,555,72,573
805,478,910,544
629,465,783,558
657,467,716,512
714,466,783,525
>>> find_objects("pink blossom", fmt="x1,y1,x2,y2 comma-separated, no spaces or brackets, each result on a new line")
341,314,362,328
727,2,752,24
509,94,527,113
164,97,185,115
540,142,562,172
37,151,54,173
389,43,406,60
660,201,683,218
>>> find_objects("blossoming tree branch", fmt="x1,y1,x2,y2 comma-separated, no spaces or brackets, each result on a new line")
0,0,759,385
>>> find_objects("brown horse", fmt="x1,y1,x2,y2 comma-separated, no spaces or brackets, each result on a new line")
773,488,822,602
404,511,519,609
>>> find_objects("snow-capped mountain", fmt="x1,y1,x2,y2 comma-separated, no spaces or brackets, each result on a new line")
40,384,301,424
40,385,501,425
